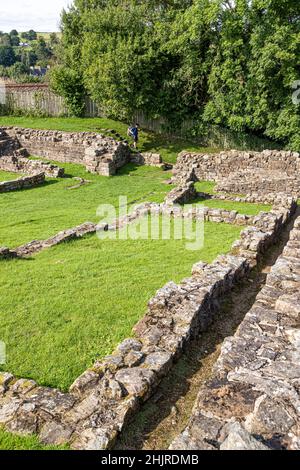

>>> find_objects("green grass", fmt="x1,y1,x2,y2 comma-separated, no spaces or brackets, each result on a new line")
0,170,23,182
0,116,219,164
0,221,241,391
0,428,68,451
192,181,272,216
191,198,272,216
195,181,217,195
0,162,173,247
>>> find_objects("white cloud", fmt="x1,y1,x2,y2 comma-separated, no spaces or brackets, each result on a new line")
0,0,73,32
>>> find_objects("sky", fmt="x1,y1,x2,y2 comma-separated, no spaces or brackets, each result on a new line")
0,0,72,33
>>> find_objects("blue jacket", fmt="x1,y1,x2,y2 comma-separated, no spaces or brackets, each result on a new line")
131,127,138,139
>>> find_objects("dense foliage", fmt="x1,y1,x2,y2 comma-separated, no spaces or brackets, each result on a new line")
56,0,299,148
0,30,59,82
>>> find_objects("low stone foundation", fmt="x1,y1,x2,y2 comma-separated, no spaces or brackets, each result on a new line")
165,182,198,205
0,127,167,177
170,215,300,451
0,127,132,177
0,172,45,193
0,200,261,260
173,150,300,197
131,152,163,167
0,155,64,178
0,196,295,450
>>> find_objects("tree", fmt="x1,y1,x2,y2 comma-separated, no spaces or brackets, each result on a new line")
31,38,51,66
56,0,300,148
50,66,85,116
28,30,37,41
0,46,16,66
10,33,20,47
0,33,12,47
49,33,59,48
20,32,29,42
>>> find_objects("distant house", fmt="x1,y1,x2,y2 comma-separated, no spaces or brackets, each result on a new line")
19,42,29,47
29,66,48,77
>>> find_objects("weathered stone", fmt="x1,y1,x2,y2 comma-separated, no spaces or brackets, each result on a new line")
245,395,296,435
69,370,100,396
71,427,118,450
142,351,173,377
124,351,145,367
11,379,37,395
39,421,73,445
220,422,269,450
117,338,143,355
115,368,156,398
275,294,300,318
0,172,46,193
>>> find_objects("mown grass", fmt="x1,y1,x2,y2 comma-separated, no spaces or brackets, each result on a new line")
0,163,173,247
0,428,68,451
0,116,276,450
0,116,219,164
191,181,272,215
0,170,24,182
0,220,242,391
191,198,272,216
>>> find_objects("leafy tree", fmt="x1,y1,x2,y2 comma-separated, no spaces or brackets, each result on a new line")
10,34,20,47
28,30,37,41
50,66,85,116
0,33,12,47
31,38,51,66
56,0,300,148
7,62,29,80
0,46,16,66
20,32,29,42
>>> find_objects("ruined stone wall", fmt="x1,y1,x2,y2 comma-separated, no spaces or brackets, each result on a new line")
131,152,163,167
0,155,64,178
173,150,300,196
0,173,45,193
0,198,296,450
1,127,131,176
171,215,300,451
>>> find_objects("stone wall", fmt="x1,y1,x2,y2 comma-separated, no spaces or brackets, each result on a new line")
1,127,131,177
173,150,300,197
170,215,300,451
0,127,167,177
0,198,295,450
0,173,45,193
131,152,163,167
0,201,258,260
0,155,64,178
165,182,198,205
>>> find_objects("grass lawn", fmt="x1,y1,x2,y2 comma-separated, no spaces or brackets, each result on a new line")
0,161,272,249
190,181,272,216
0,116,220,164
0,116,277,450
0,220,242,391
0,428,68,451
0,170,24,182
0,162,173,248
190,198,272,216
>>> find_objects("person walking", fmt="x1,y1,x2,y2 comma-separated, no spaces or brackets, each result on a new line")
127,123,139,149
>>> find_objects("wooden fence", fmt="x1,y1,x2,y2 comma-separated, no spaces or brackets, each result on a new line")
0,83,278,150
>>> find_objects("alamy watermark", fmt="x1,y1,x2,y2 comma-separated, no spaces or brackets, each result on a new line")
292,80,300,105
96,197,205,251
